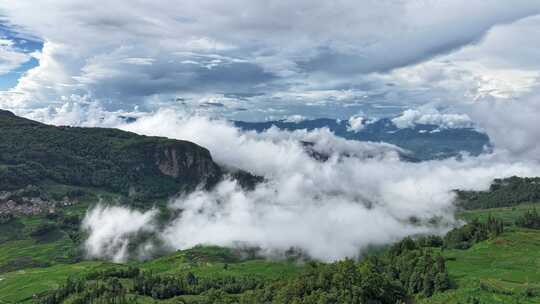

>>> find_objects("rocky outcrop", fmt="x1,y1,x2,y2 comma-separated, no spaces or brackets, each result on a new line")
155,143,222,189
158,148,181,178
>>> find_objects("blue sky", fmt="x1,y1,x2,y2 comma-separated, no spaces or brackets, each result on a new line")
0,22,41,90
0,57,39,90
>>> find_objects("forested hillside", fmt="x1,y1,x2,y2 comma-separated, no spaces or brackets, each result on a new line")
0,109,221,201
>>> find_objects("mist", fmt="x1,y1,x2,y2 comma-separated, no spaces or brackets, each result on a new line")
82,204,157,262
80,109,540,262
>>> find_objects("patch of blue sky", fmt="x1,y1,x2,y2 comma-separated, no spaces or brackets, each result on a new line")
0,57,39,90
0,23,43,90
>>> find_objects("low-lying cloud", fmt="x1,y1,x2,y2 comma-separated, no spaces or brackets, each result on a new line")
82,204,157,262
392,108,474,129
80,109,540,261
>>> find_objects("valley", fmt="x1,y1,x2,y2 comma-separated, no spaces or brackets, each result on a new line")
0,111,539,303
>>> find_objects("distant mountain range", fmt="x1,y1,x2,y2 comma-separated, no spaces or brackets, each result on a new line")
234,118,491,161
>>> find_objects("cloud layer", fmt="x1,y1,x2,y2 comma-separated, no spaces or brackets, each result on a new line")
1,1,539,119
80,110,540,261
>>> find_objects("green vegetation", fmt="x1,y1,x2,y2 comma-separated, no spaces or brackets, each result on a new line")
459,203,539,225
515,208,540,229
36,240,451,304
0,185,125,276
416,191,540,304
419,227,540,304
2,178,540,303
443,216,503,250
0,109,221,200
0,246,304,304
457,176,540,210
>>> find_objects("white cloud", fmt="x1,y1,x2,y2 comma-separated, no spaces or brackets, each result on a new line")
0,38,14,46
0,1,539,113
120,57,155,66
82,204,157,262
283,114,306,123
467,91,540,160
0,38,31,75
74,109,540,261
392,108,474,129
347,115,368,132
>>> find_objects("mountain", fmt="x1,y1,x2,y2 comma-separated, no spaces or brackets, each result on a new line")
234,118,491,160
0,109,222,201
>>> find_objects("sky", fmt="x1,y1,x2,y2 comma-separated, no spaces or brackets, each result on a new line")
0,1,539,122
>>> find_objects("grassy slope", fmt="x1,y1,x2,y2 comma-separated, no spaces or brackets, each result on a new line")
0,186,122,271
418,203,540,304
0,262,109,304
420,227,540,304
0,187,126,303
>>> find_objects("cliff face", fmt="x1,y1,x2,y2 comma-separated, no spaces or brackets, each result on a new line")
0,110,222,199
153,142,222,190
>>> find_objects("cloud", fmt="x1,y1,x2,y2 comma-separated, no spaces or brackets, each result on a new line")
375,14,540,108
82,204,157,262
79,109,540,261
1,1,539,115
466,91,540,161
0,38,31,75
347,115,368,132
120,57,155,66
283,114,306,123
392,108,474,129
